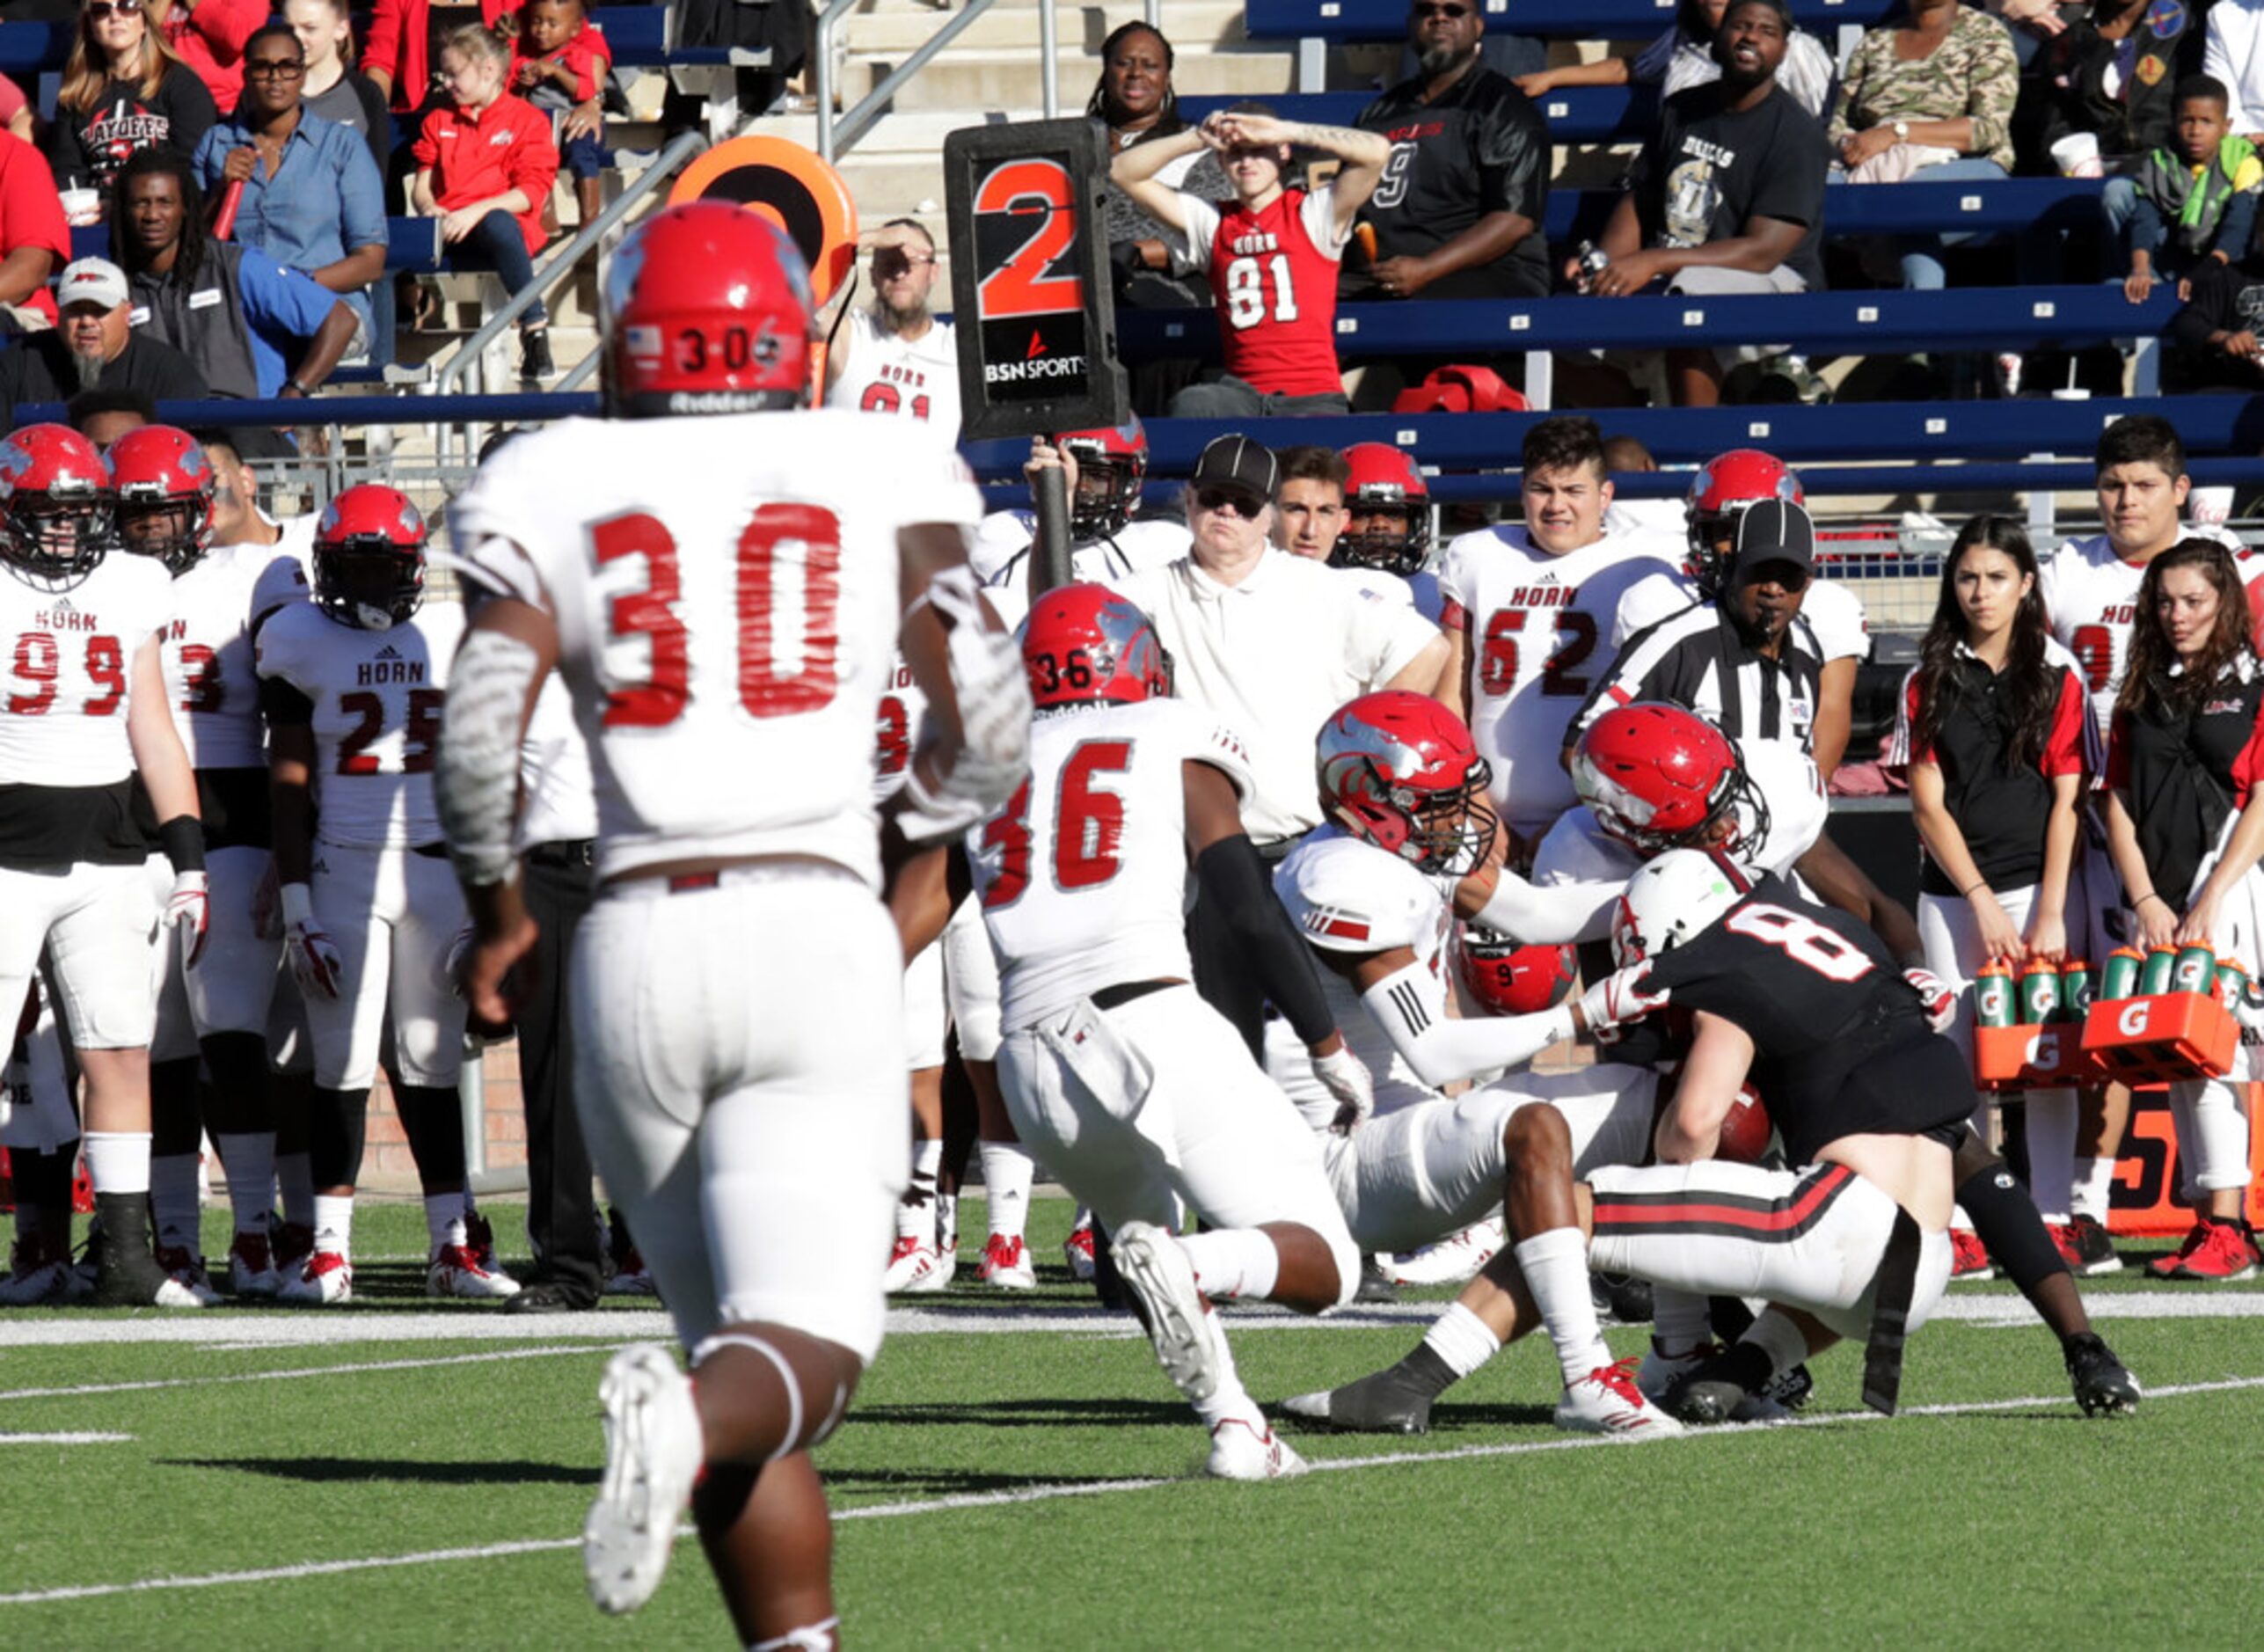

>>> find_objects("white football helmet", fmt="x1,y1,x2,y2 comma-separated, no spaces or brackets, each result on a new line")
1610,848,1744,969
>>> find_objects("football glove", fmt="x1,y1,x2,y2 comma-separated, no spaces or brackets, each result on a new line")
1312,1042,1375,1136
1903,967,1956,1034
164,870,209,970
1578,963,1668,1034
281,881,343,1001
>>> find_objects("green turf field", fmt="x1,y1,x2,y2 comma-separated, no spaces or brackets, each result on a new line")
4,1193,2262,1648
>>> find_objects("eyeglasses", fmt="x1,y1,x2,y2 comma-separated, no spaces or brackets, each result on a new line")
1194,487,1262,519
872,251,935,271
245,59,307,78
1413,3,1472,18
86,1,144,19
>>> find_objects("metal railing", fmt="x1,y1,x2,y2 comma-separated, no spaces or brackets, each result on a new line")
815,0,1061,165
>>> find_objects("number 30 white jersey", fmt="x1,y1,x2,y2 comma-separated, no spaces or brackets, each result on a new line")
970,697,1253,1032
449,411,985,888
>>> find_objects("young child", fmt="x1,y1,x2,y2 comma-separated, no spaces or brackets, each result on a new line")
2120,73,2263,305
512,0,611,227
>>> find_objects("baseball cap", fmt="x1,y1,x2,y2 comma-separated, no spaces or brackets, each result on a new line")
1189,435,1277,508
56,259,128,312
1730,497,1815,583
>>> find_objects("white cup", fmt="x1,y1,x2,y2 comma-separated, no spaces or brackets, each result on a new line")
2191,486,2236,529
2050,133,2103,179
59,187,99,227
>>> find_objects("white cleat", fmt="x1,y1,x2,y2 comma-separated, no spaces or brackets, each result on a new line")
1556,1359,1684,1437
1111,1221,1220,1404
884,1236,951,1293
586,1344,704,1616
154,1245,224,1306
427,1243,522,1299
1063,1224,1097,1283
1383,1216,1506,1287
0,1237,72,1305
1206,1418,1308,1480
975,1232,1037,1290
278,1249,354,1305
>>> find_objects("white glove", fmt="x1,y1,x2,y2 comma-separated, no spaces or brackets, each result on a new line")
281,881,344,1001
164,870,210,970
1903,967,1956,1034
1578,963,1668,1034
1311,1042,1374,1136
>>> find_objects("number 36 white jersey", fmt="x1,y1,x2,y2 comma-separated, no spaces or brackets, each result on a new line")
969,697,1253,1033
449,411,985,888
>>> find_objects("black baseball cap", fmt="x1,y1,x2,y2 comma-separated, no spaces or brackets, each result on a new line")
1190,435,1278,508
1731,497,1815,584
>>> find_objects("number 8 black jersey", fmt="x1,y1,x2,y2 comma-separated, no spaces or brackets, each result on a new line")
1641,873,1973,1165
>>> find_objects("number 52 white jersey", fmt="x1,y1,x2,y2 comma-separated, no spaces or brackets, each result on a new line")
449,410,985,888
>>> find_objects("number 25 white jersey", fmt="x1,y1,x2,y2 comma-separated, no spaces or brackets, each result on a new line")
448,410,985,888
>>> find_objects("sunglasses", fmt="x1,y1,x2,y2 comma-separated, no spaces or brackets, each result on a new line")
1194,487,1262,519
245,58,306,78
1414,3,1472,18
86,0,143,18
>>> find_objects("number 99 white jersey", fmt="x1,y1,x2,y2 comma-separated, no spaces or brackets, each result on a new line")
448,410,986,888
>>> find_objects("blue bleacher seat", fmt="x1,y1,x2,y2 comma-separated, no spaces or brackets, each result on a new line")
1241,0,1897,44
1179,88,1659,145
0,21,71,76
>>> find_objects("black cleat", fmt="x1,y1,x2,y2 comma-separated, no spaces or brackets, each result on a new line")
2065,1333,2142,1416
1666,1341,1775,1426
1355,1260,1399,1304
1592,1269,1653,1327
1278,1368,1435,1435
1764,1362,1814,1411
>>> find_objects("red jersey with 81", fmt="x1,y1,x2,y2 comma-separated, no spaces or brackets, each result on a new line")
0,552,172,786
1439,525,1680,833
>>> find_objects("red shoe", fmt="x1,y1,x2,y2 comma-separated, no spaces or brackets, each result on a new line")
2149,1220,2212,1279
1948,1228,1995,1281
2164,1218,2259,1282
975,1232,1035,1290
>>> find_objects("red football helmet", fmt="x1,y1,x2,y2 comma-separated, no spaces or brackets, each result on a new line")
0,423,113,587
1317,690,1497,875
313,485,427,631
1686,449,1803,596
108,425,215,577
1574,702,1770,859
602,201,814,419
1459,926,1576,1016
1336,442,1433,577
1055,416,1149,541
1021,581,1172,710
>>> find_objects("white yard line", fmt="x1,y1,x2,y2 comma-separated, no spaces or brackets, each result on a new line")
3,1375,2259,1609
0,1346,603,1401
0,1432,131,1444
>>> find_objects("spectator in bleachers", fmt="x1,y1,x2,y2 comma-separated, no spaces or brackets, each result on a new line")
2163,254,2264,389
0,257,208,430
411,22,559,384
1599,432,1689,540
1347,0,1552,303
49,0,217,207
0,76,34,143
1572,0,1830,408
2111,74,2261,305
512,0,612,230
1114,105,1390,417
0,130,70,335
2016,0,2198,175
112,150,359,430
822,219,960,438
288,0,391,165
151,0,264,115
364,0,515,115
1272,445,1349,561
1827,0,2019,291
66,383,156,448
193,26,389,351
1515,0,1833,123
1092,23,1230,310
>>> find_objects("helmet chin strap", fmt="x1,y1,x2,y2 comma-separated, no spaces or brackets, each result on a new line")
351,603,397,632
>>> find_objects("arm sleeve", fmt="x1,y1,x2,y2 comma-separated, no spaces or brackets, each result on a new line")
336,137,389,253
1744,108,1828,232
2128,187,2168,256
1360,957,1577,1088
1825,41,1864,147
2,143,69,266
1195,834,1338,1047
190,123,227,193
412,111,442,172
1344,581,1442,689
1296,183,1350,259
503,106,559,201
1167,193,1222,274
2104,709,2132,790
45,111,88,191
1474,97,1547,223
363,0,405,84
1963,19,2019,162
1472,866,1618,947
2216,187,2259,262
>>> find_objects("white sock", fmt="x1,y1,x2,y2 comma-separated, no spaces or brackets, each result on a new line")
82,1130,151,1197
899,1139,941,1243
1742,1307,1809,1379
2183,1078,2255,1196
150,1151,202,1249
2026,1088,2078,1223
1071,1204,1092,1230
1514,1227,1612,1387
1419,1300,1503,1380
976,1140,1034,1242
424,1191,468,1251
213,1131,277,1236
934,1191,959,1254
1178,1228,1280,1302
313,1193,354,1255
2071,1153,2117,1223
1650,1286,1713,1356
1187,1306,1266,1433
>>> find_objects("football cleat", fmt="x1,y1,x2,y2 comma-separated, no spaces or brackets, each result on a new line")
1112,1221,1220,1403
93,1247,208,1309
154,1244,223,1306
1277,1367,1435,1436
1355,1257,1399,1303
2059,1213,2123,1276
278,1249,354,1305
1948,1227,1996,1282
1206,1418,1308,1480
884,1236,951,1294
271,1219,317,1282
975,1232,1036,1290
2064,1332,2142,1416
1063,1224,1097,1283
1384,1217,1505,1287
2157,1217,2259,1281
227,1231,281,1298
466,1210,506,1276
1556,1356,1683,1436
427,1242,522,1299
586,1344,704,1615
0,1233,72,1305
1592,1268,1654,1327
605,1249,658,1297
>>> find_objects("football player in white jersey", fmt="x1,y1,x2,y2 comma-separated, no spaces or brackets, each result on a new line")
976,419,1187,602
821,217,962,437
1270,691,1682,1438
956,582,1370,1480
1334,442,1444,622
257,486,509,1307
1439,415,1681,858
1610,450,1871,779
0,424,208,1307
2035,415,2253,1247
437,203,1024,1643
111,425,310,1300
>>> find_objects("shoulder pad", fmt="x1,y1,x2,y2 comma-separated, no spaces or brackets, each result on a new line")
1274,835,1436,954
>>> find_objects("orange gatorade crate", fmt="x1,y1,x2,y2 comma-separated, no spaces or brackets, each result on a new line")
1973,1021,2097,1090
2081,993,2241,1085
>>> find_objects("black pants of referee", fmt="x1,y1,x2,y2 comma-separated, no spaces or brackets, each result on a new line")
517,842,602,1303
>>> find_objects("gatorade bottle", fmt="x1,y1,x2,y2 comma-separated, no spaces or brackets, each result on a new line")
1975,961,2014,1027
2018,961,2062,1025
2173,939,2217,995
2140,944,2180,996
2100,947,2144,1000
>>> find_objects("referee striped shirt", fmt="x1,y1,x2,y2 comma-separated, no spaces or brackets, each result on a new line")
1573,598,1825,756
